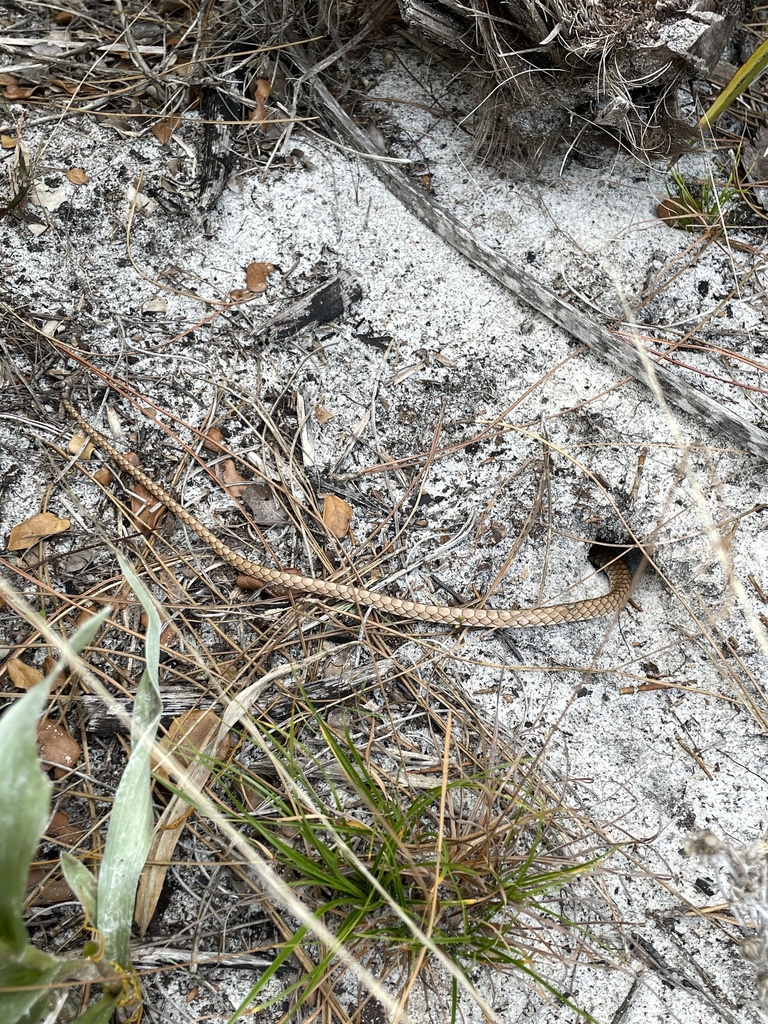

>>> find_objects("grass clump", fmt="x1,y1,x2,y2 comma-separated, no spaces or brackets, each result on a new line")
213,688,616,1022
657,164,745,232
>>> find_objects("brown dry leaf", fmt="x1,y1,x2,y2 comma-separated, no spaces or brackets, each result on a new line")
38,718,81,779
136,677,267,932
244,261,275,293
2,78,35,100
203,426,225,452
55,80,99,96
46,809,84,846
153,709,229,782
250,77,271,125
26,866,72,905
229,288,255,304
126,453,166,532
151,115,181,145
216,458,249,498
1,134,16,149
8,512,71,551
68,430,94,459
7,657,44,691
314,403,334,425
93,466,113,486
140,613,180,650
656,198,687,228
131,483,164,531
66,167,88,186
73,605,98,631
236,566,299,594
236,573,263,591
323,495,353,539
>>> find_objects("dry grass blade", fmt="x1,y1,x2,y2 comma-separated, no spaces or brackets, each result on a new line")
1,4,767,1020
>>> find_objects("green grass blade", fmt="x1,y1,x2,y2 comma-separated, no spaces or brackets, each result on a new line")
96,558,162,968
700,38,768,129
71,991,120,1023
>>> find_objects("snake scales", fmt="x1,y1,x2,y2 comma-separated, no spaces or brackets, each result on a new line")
63,400,633,628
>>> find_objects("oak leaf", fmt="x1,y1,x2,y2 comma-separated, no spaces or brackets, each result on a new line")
323,495,353,539
6,657,44,690
216,458,249,498
8,512,70,550
244,261,275,293
38,718,81,779
66,167,88,185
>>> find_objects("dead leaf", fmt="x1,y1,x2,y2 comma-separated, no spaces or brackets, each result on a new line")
216,458,250,498
30,182,69,211
151,115,181,145
236,566,299,594
136,675,266,932
236,574,262,591
26,866,72,905
131,483,165,531
55,80,99,97
1,134,16,149
38,718,81,778
93,466,113,486
143,296,167,313
73,606,98,631
153,709,229,782
126,184,157,216
250,77,271,125
242,482,288,526
126,453,166,532
229,288,256,304
68,430,94,460
6,657,44,690
323,495,353,539
314,403,334,425
1,77,36,100
46,809,84,846
41,319,64,337
244,261,276,293
8,512,71,550
203,426,225,452
66,167,88,185
140,613,179,650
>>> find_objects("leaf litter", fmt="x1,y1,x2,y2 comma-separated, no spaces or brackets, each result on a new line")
0,7,767,1024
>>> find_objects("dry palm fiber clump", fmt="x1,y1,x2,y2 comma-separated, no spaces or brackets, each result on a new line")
363,0,749,167
387,0,748,166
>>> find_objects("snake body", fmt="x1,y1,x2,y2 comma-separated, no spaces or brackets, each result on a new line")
63,400,632,628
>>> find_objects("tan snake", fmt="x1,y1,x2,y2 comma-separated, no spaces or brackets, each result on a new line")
63,400,633,628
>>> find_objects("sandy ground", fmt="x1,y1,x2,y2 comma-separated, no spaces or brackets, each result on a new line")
2,33,768,1024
